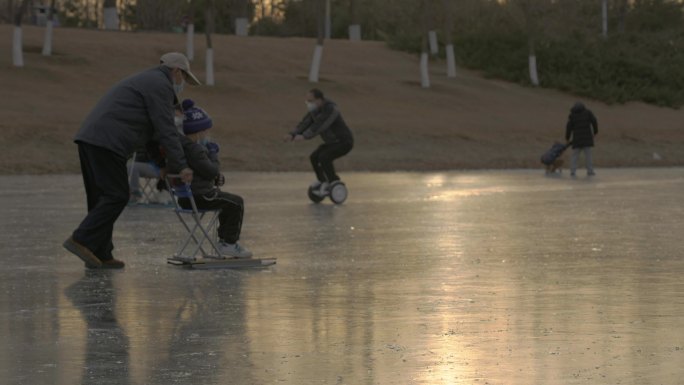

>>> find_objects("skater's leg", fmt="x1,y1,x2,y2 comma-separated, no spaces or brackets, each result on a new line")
585,147,595,175
317,142,353,182
570,148,580,176
309,146,328,182
72,143,129,262
194,191,251,258
194,191,245,244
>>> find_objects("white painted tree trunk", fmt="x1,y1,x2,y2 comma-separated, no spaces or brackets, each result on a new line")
205,48,214,86
528,54,539,86
235,17,248,36
428,30,439,55
324,0,331,39
42,20,53,56
309,44,324,83
348,24,361,41
186,24,195,61
13,26,24,67
446,44,456,78
103,7,119,30
601,0,608,38
420,52,430,88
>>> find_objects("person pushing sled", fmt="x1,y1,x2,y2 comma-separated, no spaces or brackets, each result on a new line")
284,89,354,204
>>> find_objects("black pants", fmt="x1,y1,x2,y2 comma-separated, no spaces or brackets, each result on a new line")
179,190,244,244
310,142,353,183
72,142,129,262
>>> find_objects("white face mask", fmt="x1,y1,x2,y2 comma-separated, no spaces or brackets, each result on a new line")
305,101,317,112
174,116,184,133
173,79,185,95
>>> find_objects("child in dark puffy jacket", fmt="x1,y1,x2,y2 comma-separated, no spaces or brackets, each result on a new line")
178,99,251,258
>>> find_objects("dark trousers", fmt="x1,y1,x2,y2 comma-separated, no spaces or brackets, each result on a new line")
179,190,244,244
310,142,353,183
72,142,129,262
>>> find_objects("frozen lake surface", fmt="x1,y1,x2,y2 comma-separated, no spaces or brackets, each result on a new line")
1,169,683,385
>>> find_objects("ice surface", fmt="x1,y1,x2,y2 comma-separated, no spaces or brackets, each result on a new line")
1,169,683,385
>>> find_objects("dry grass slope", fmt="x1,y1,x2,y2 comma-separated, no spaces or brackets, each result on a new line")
1,25,683,174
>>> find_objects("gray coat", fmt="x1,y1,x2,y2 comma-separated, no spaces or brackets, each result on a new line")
292,100,354,144
75,66,188,172
180,136,220,196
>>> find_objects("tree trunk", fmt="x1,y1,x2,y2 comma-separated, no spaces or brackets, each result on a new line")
520,0,539,86
428,30,439,55
443,0,456,77
348,0,361,41
13,0,30,67
103,0,119,30
42,0,56,56
235,0,249,36
308,0,325,83
601,0,608,38
324,0,331,39
617,0,627,33
528,37,539,86
186,0,195,61
205,5,215,86
420,0,430,88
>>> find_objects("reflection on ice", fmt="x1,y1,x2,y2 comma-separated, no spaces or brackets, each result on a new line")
1,169,683,385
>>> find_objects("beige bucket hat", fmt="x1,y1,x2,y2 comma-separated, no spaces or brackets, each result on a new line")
160,52,201,86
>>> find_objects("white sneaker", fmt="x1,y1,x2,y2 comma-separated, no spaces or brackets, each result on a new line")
219,242,253,258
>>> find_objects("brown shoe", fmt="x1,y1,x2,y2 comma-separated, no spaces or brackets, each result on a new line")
100,258,125,269
63,237,102,268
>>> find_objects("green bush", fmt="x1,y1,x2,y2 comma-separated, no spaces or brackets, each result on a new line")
452,30,684,108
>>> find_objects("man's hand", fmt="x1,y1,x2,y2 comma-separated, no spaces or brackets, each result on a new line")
293,134,305,142
283,133,294,142
180,168,193,184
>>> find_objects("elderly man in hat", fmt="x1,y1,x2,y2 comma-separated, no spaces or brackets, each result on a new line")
64,52,200,269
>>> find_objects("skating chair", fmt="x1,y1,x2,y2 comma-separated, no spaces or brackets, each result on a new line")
128,152,167,205
165,174,222,261
139,176,160,203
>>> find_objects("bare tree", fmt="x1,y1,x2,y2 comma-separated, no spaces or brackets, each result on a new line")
13,0,30,67
601,0,608,38
324,0,331,39
205,1,215,86
420,0,431,88
42,0,57,56
103,0,119,29
348,0,361,41
308,0,325,82
187,0,195,61
443,0,456,78
616,0,628,33
235,0,249,36
510,0,545,86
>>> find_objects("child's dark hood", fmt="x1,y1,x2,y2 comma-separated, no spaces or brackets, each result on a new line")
571,102,586,114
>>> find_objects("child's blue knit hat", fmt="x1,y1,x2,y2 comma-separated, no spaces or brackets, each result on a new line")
182,99,212,134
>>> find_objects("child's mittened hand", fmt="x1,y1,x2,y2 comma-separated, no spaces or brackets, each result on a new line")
215,173,225,186
206,142,220,154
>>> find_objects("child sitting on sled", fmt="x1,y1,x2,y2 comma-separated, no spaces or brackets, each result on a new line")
178,99,252,258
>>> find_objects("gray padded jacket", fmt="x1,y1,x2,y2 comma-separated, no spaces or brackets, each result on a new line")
74,66,188,172
180,136,220,196
292,100,354,144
